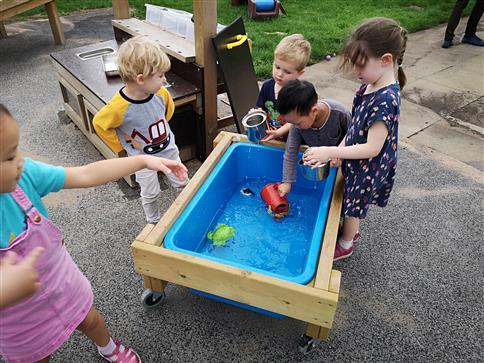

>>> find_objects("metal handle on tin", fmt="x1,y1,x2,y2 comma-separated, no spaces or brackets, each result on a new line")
226,34,248,50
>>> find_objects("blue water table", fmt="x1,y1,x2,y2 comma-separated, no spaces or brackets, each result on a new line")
131,131,343,354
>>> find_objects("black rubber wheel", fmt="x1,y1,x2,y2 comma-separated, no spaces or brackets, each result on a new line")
141,289,165,309
298,334,318,355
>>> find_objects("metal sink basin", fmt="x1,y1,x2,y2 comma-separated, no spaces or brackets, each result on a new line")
77,47,115,60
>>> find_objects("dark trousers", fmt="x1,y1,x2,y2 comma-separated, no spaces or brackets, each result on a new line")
444,0,484,40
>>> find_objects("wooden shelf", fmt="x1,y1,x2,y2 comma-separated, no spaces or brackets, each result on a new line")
112,18,196,63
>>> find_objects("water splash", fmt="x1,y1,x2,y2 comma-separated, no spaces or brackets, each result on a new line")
198,179,321,277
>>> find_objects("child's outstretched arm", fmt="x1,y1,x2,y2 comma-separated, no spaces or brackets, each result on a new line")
263,123,291,142
278,126,303,196
64,155,188,189
304,121,388,165
0,247,45,309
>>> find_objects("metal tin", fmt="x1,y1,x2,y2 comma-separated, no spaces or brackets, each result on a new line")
101,54,119,77
299,159,330,181
242,111,267,143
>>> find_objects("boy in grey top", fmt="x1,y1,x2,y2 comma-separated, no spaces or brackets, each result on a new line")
94,36,189,224
264,79,350,197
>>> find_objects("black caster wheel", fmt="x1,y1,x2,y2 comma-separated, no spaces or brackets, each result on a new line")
141,289,165,309
298,334,319,355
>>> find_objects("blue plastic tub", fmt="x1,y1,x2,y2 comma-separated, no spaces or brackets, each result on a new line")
164,143,336,313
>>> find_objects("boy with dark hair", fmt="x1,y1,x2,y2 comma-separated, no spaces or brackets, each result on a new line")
269,79,351,197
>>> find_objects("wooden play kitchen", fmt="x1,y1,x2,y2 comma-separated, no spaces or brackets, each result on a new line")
50,1,231,186
132,131,343,353
50,38,201,186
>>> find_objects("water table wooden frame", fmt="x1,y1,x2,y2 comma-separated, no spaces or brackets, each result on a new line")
131,131,343,351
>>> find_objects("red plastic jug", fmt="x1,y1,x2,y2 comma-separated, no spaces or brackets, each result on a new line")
260,183,289,218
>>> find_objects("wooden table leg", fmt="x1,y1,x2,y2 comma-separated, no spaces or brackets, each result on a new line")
143,276,168,294
305,269,342,342
45,1,64,45
0,21,7,38
306,323,330,341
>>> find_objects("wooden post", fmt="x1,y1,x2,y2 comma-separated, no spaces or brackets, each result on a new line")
112,0,130,19
0,21,6,38
193,0,218,158
45,1,64,45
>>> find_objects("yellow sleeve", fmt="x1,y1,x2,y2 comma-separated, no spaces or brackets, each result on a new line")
92,94,127,153
156,87,175,121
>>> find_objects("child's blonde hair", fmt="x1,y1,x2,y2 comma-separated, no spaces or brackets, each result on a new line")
274,34,311,71
117,35,171,83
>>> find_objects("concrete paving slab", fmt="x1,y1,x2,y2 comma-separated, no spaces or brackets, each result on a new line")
301,58,340,78
404,55,455,79
399,99,442,138
405,42,483,75
408,120,484,171
450,96,484,129
403,30,483,70
314,85,356,109
449,35,484,56
424,67,484,95
461,53,484,73
403,20,484,53
397,18,484,137
402,78,481,116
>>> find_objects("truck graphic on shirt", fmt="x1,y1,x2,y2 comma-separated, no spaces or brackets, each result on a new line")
130,119,171,154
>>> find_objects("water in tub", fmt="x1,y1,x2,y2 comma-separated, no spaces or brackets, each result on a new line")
199,178,321,278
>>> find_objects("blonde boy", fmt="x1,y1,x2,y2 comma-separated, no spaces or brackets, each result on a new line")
94,36,189,224
256,34,311,132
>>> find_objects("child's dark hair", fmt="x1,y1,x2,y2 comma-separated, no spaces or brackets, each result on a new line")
0,104,12,119
277,80,318,116
340,17,408,89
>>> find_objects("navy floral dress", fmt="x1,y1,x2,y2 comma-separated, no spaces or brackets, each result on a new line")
342,83,400,219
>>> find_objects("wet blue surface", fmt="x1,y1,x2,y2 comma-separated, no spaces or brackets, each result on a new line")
199,178,321,277
164,143,336,284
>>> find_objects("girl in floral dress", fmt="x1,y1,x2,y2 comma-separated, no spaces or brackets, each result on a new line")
304,17,408,260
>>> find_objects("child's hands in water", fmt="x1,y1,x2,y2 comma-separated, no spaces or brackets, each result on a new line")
278,182,291,197
145,156,188,181
262,129,280,142
0,247,44,308
330,158,342,167
303,147,331,168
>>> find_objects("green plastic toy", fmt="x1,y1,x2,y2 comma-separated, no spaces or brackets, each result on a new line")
207,224,236,246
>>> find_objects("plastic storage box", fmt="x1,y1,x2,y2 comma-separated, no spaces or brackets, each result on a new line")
145,4,224,41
